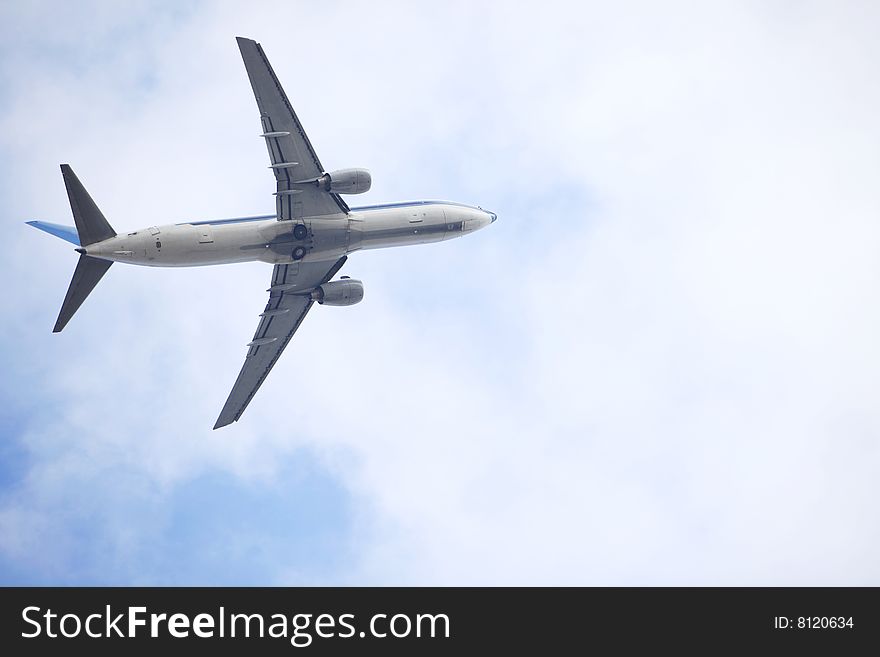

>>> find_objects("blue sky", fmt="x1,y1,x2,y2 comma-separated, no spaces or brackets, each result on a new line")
2,1,880,585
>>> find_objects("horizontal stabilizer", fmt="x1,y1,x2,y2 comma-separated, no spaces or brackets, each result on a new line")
26,221,80,245
61,164,116,246
53,254,112,333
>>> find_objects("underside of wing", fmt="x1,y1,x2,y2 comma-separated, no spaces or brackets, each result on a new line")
214,256,348,429
236,37,348,221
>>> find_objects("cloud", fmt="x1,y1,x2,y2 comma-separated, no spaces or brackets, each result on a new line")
1,0,879,584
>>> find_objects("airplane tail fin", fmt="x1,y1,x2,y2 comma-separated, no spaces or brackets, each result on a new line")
60,164,116,246
53,255,113,332
46,165,117,332
25,220,81,245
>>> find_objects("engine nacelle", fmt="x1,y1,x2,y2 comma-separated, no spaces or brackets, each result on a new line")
311,278,364,306
317,168,372,195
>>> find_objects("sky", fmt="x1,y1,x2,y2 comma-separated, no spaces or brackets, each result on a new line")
1,0,879,585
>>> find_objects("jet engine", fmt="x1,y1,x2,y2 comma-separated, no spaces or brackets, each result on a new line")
316,168,372,194
311,278,364,306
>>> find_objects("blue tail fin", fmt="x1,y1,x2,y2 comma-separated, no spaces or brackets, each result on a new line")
29,164,117,332
26,220,81,245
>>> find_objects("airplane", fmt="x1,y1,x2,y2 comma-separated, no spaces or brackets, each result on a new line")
26,37,496,429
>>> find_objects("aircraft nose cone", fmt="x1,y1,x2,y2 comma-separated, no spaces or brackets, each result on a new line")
489,211,497,223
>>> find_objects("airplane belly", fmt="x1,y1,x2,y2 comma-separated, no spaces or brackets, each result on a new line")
93,222,275,267
142,225,217,266
349,207,449,251
308,218,349,258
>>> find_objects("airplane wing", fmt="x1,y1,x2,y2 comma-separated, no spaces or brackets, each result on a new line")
236,36,349,221
214,255,348,429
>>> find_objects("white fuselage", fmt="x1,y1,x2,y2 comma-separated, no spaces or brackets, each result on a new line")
83,201,495,267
